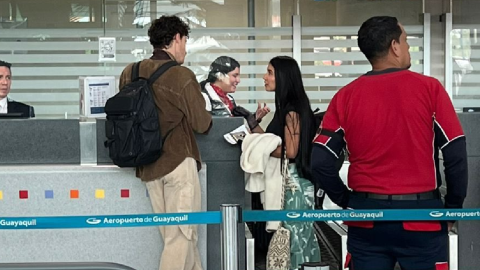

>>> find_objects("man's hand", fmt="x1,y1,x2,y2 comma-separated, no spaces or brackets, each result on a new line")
255,102,270,121
448,222,454,231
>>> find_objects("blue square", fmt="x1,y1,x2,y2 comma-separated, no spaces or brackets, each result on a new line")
45,190,54,199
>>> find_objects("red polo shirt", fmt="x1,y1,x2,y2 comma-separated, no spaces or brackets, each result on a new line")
314,69,464,195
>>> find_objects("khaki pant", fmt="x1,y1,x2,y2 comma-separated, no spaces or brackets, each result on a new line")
146,157,203,270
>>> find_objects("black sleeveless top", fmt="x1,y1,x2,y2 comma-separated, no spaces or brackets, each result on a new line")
265,111,282,136
266,106,298,162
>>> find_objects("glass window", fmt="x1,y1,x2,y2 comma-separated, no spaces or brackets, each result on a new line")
451,0,480,108
300,0,423,27
297,0,424,111
0,0,429,118
453,0,480,24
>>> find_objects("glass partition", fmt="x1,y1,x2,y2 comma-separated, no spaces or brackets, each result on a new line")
298,0,424,111
301,25,425,111
451,0,480,109
0,0,426,118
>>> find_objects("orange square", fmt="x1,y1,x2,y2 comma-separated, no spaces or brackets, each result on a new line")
70,190,79,199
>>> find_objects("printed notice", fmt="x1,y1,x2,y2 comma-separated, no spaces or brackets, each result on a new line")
79,76,116,118
99,37,116,62
88,82,111,114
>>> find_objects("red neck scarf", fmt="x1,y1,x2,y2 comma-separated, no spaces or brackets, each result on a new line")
211,83,234,112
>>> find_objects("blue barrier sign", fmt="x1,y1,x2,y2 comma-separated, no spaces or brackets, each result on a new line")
0,212,221,230
242,209,480,222
2,209,480,230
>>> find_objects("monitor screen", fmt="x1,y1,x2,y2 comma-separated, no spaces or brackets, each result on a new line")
463,107,480,113
0,113,29,119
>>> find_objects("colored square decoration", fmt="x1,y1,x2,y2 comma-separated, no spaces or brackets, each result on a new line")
0,191,3,200
19,190,28,199
95,189,105,199
45,190,54,199
70,190,79,199
120,189,130,198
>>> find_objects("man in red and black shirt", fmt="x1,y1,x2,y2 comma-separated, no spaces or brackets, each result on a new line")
311,16,468,270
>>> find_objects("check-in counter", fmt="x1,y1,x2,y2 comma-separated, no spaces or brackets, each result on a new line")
0,118,246,270
456,112,480,270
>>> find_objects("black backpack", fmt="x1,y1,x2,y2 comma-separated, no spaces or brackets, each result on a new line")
104,60,177,167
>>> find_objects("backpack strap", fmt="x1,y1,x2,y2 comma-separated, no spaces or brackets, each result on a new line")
319,129,342,141
147,61,178,85
131,61,141,82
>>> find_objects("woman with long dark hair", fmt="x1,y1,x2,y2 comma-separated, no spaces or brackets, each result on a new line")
263,56,316,177
255,56,321,269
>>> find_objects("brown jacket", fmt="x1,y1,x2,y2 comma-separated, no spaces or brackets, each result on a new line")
119,50,212,181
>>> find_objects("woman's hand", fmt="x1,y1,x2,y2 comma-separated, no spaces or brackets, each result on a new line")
232,106,259,130
255,102,271,121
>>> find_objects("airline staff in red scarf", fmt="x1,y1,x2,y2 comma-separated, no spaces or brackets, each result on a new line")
200,56,269,130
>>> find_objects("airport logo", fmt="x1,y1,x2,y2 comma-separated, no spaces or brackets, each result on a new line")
286,212,301,219
429,211,444,218
86,218,102,225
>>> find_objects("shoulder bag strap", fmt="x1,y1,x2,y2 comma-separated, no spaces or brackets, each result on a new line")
147,61,178,85
131,61,141,82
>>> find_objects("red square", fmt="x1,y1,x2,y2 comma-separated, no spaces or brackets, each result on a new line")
435,262,448,270
120,189,130,198
19,190,28,199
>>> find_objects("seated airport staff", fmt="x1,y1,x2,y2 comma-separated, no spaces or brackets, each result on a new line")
0,60,35,117
311,16,468,270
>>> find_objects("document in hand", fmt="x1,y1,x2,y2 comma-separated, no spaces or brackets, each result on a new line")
223,124,250,144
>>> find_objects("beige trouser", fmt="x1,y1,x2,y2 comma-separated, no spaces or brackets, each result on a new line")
146,157,203,270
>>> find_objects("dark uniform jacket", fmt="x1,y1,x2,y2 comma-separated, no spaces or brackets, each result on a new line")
7,100,35,117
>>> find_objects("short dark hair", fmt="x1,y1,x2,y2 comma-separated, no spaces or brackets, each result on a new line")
206,56,240,83
148,15,190,49
0,60,12,71
357,16,403,63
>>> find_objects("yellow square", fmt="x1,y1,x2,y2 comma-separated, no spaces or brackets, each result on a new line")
95,189,105,199
0,191,3,200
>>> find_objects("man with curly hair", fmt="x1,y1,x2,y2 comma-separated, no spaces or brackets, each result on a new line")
119,15,211,270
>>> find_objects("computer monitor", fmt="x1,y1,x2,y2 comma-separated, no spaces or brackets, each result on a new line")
0,112,29,119
462,107,480,113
